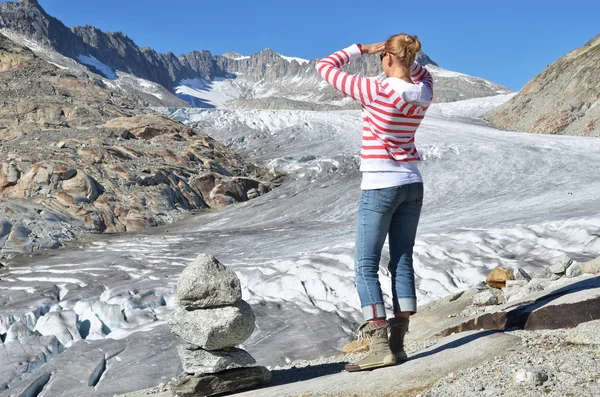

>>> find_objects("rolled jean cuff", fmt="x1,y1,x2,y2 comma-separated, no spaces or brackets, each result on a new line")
393,298,417,314
362,303,386,321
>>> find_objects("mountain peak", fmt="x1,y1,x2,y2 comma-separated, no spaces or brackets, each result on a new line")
19,0,40,8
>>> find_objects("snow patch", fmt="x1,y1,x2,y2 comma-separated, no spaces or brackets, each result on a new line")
77,55,117,80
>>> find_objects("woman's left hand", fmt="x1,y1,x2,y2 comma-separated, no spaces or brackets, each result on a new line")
360,42,386,55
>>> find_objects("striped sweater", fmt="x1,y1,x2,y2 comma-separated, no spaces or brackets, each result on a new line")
316,44,433,172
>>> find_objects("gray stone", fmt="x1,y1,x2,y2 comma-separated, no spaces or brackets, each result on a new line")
34,310,81,346
513,267,532,281
473,289,500,306
565,319,600,345
168,300,255,350
171,366,271,397
532,267,555,280
581,258,600,274
503,280,528,301
565,262,582,278
177,254,242,309
549,263,567,275
177,345,256,375
514,369,548,386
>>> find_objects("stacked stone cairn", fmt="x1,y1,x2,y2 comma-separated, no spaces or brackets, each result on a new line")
167,254,270,397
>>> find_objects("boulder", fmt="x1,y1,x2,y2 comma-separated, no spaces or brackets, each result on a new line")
502,280,528,302
565,319,600,345
168,301,255,350
177,254,242,310
565,262,582,278
513,267,532,281
177,345,256,375
550,256,572,275
486,267,514,289
473,289,502,306
532,267,560,280
581,257,600,274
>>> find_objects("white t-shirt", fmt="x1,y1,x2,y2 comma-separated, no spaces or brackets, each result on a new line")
361,77,429,190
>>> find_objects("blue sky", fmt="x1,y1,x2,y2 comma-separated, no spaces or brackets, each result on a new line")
5,0,600,90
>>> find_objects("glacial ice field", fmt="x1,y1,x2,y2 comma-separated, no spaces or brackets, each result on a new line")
1,95,600,396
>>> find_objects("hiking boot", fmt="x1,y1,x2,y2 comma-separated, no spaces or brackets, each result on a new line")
388,317,409,361
344,319,396,372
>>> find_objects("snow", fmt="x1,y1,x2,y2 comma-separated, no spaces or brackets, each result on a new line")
2,94,600,394
280,55,310,65
174,77,244,108
77,54,118,80
427,65,468,78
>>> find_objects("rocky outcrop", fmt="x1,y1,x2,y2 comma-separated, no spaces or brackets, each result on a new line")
0,33,275,257
168,254,270,396
484,34,600,136
416,256,600,338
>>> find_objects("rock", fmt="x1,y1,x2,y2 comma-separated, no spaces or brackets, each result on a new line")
247,188,259,200
168,301,255,350
473,289,501,306
104,115,195,140
513,267,531,281
550,256,572,275
565,319,600,345
436,277,600,336
532,267,559,280
177,254,242,310
580,258,600,274
170,366,271,397
514,368,548,386
34,310,81,346
486,267,514,289
177,345,256,375
503,280,528,301
565,262,582,278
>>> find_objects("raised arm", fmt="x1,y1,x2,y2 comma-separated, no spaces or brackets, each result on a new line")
405,62,434,105
315,44,380,106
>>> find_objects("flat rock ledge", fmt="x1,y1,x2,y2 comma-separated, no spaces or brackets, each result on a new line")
171,366,271,397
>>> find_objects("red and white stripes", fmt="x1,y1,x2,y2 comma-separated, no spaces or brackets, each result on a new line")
316,44,433,171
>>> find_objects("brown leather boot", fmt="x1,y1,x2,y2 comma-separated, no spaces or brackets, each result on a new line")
388,317,409,361
344,319,396,372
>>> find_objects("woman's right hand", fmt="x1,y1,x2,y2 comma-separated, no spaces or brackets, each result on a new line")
360,42,386,55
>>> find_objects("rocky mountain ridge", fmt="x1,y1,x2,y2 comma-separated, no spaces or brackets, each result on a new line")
484,34,600,137
0,0,511,107
0,32,274,258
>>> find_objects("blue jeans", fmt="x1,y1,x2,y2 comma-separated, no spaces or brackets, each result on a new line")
354,183,423,321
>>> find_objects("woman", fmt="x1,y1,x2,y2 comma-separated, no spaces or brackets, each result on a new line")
316,34,433,371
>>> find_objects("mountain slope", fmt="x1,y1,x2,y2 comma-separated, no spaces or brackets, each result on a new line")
0,0,511,108
484,34,600,136
0,32,273,257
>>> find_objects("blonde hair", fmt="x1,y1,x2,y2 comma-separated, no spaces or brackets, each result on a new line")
385,34,421,68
